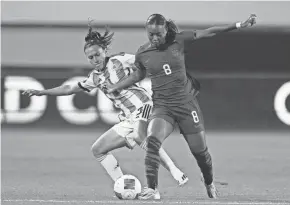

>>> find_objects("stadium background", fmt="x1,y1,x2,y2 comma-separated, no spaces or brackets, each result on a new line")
1,1,290,204
2,1,290,131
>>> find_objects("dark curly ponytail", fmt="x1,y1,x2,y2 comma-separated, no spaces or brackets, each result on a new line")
84,18,114,51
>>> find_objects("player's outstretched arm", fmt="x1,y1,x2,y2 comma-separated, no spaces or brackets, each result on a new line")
22,83,83,97
195,14,257,39
104,65,146,94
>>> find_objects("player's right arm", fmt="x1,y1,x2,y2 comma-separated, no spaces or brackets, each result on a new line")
104,54,146,94
23,71,98,97
22,83,83,97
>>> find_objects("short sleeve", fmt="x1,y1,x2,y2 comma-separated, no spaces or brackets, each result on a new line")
122,54,136,68
78,72,97,92
134,52,146,71
176,30,197,42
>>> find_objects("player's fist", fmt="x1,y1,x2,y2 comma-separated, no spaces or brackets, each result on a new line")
22,89,43,97
102,81,115,94
241,14,257,28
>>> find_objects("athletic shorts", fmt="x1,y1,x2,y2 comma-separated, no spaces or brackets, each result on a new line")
112,101,153,148
149,97,205,135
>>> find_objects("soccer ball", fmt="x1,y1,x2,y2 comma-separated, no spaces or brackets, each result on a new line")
114,174,142,200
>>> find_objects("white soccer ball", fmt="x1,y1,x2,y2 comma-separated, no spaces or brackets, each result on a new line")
114,174,142,200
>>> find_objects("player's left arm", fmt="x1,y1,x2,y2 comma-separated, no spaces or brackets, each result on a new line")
103,54,146,94
178,14,256,41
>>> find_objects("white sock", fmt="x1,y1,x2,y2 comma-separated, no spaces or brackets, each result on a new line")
140,140,183,181
159,147,183,180
97,153,123,182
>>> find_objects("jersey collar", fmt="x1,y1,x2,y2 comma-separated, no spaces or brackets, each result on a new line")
94,57,110,74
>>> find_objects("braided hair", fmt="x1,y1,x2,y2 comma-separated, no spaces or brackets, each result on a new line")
84,18,114,51
146,14,179,43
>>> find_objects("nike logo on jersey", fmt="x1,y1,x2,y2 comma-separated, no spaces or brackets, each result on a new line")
144,59,150,63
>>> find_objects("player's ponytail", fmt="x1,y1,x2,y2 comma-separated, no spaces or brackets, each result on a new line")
165,19,179,43
84,18,114,51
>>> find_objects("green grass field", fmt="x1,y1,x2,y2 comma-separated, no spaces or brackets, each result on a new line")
1,128,290,205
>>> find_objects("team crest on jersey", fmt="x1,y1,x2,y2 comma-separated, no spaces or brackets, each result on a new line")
111,59,123,70
141,57,150,68
171,48,181,57
92,73,106,86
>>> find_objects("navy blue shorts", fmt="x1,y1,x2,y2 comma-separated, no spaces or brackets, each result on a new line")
149,97,205,135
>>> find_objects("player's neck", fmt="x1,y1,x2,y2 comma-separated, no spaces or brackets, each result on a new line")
150,43,168,51
94,57,110,74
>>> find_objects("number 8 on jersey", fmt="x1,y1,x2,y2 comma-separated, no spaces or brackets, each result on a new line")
163,64,172,75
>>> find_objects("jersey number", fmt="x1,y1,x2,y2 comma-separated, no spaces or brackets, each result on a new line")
163,64,172,75
191,111,200,123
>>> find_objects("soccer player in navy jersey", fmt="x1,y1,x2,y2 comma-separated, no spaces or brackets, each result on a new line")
105,13,256,199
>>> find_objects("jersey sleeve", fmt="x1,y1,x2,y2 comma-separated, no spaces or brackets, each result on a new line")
175,30,197,42
122,54,135,68
78,71,97,92
134,52,146,71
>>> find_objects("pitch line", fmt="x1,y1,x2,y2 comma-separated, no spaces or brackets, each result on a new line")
2,199,290,205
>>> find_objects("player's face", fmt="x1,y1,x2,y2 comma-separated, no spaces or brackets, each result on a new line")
146,24,167,47
85,45,107,71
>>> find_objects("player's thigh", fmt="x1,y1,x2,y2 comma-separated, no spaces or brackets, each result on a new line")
133,120,148,145
183,131,207,153
91,125,128,155
147,118,175,143
147,105,175,142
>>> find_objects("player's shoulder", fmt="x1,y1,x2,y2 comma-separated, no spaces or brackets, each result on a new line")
108,52,135,64
86,69,100,79
136,42,151,55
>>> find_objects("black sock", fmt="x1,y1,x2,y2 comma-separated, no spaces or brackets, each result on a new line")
192,147,213,185
145,136,161,189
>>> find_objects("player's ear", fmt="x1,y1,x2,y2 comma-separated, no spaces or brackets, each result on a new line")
104,48,108,54
165,21,169,32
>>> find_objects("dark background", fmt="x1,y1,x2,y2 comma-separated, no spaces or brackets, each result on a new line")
2,27,290,131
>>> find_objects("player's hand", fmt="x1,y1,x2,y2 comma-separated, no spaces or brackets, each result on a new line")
102,81,116,94
241,14,257,28
22,89,44,97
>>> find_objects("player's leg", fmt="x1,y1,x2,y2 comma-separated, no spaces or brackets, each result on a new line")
91,123,131,182
178,99,217,198
139,111,175,199
183,131,216,198
130,119,188,186
146,111,175,189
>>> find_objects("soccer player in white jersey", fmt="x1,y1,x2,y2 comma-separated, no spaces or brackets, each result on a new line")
22,22,188,188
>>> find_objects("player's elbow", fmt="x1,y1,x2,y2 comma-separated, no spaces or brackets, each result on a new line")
63,85,75,95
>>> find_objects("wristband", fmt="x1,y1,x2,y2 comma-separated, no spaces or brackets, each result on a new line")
236,22,242,28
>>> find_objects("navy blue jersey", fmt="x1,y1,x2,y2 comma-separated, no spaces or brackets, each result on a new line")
135,31,198,106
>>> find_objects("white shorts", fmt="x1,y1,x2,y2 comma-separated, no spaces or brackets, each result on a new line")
112,102,153,149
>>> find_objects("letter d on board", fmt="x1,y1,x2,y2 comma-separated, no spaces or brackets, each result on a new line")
4,76,47,123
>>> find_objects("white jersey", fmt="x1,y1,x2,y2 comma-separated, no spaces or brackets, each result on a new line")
78,53,152,118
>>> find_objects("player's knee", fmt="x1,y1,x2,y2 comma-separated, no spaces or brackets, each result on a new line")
192,147,212,167
91,142,103,158
186,131,207,154
189,144,206,154
137,129,147,143
191,147,208,157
